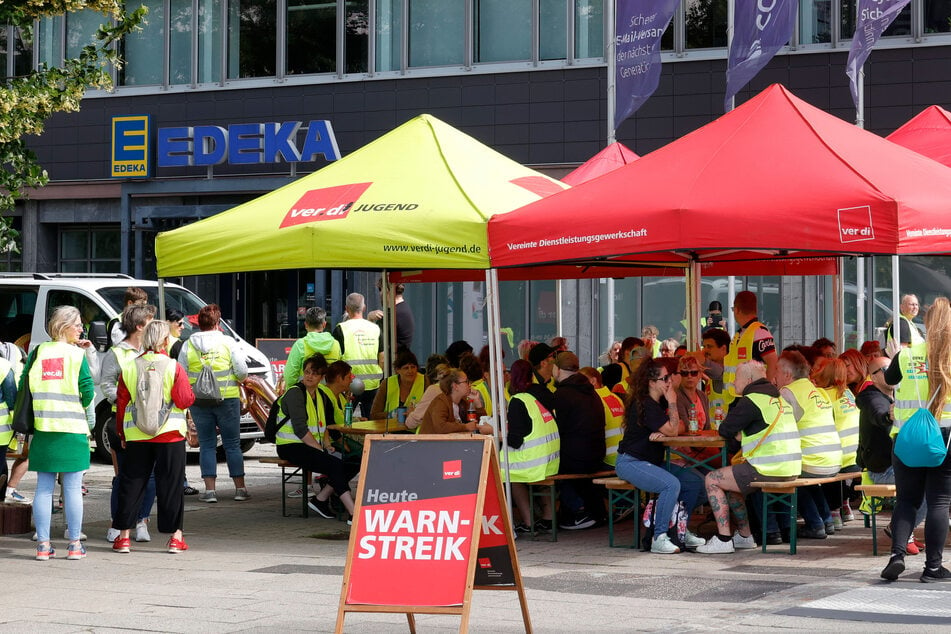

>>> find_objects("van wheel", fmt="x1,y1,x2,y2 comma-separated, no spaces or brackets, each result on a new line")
240,439,257,453
92,415,114,464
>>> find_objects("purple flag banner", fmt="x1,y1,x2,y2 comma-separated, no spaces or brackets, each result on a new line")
846,0,911,108
724,0,798,112
614,0,678,129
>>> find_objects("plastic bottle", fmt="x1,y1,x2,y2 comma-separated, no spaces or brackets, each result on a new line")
467,398,478,425
687,403,699,435
713,404,724,431
344,400,354,426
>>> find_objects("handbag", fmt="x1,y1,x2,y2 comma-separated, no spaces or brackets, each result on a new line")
11,347,38,435
894,406,950,468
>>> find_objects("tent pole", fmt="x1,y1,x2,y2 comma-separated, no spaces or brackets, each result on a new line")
606,0,617,144
687,260,701,350
556,280,563,341
381,270,392,376
856,257,865,345
727,276,737,334
158,278,166,324
606,278,616,355
486,268,512,516
892,255,901,349
833,261,844,351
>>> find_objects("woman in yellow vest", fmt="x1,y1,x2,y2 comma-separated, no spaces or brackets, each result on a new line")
881,297,951,583
369,349,424,421
279,355,356,522
27,306,96,561
0,355,17,501
112,320,195,554
810,357,861,530
578,367,625,468
502,360,559,534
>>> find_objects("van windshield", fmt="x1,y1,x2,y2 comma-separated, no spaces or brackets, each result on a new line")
97,285,239,339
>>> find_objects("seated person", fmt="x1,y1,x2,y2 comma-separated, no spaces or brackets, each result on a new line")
418,369,492,435
369,349,425,421
697,361,801,554
404,363,452,431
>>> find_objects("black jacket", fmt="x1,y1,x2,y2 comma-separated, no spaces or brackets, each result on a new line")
553,372,606,470
855,383,894,473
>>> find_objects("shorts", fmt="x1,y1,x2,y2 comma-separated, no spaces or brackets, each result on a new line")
732,460,797,496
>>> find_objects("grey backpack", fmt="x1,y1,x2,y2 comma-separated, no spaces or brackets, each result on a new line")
131,355,173,436
193,346,223,403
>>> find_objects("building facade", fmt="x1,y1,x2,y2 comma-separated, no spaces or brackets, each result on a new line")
5,0,951,363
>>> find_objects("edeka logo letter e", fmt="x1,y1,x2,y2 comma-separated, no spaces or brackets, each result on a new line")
41,357,65,381
280,182,373,228
443,459,462,479
837,205,875,243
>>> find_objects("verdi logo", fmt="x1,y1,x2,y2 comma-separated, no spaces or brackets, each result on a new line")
41,357,65,381
838,205,875,243
280,182,372,228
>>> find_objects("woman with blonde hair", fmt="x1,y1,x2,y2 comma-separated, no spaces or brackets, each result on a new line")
28,306,96,561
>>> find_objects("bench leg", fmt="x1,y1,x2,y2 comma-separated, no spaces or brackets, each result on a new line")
789,490,798,555
281,465,289,518
549,485,557,543
302,470,310,519
870,496,880,556
761,491,769,554
607,489,616,548
605,488,640,549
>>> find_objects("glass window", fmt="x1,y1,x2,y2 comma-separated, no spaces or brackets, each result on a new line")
685,0,727,49
36,16,63,67
13,27,32,77
540,0,567,60
169,0,194,84
60,226,121,273
408,0,464,67
575,0,603,59
801,0,832,44
840,0,912,40
375,0,402,71
1,28,7,80
475,0,531,63
121,0,166,85
287,0,336,75
66,10,104,58
346,1,369,73
228,0,276,79
925,0,951,33
199,0,223,83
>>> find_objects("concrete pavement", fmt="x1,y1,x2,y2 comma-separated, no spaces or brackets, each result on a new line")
2,444,950,632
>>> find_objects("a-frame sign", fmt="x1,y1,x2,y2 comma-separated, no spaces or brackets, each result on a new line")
335,435,532,633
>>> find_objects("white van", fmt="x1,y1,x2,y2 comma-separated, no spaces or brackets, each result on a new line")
0,273,273,462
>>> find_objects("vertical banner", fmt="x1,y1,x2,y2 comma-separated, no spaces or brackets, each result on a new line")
845,0,912,108
613,0,679,129
724,0,799,111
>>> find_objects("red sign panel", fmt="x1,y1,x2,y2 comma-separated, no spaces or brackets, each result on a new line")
280,182,372,228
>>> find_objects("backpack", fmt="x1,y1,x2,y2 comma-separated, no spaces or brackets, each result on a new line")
192,344,223,403
640,498,688,552
263,390,290,444
131,355,173,436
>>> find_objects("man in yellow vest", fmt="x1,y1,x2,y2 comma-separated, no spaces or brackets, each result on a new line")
332,293,383,417
696,360,801,554
777,350,842,540
528,342,557,395
885,294,925,353
723,290,778,396
699,327,733,418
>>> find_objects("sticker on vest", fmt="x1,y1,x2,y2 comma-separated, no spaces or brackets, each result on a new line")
41,357,64,380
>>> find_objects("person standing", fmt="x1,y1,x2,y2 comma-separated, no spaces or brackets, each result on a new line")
0,353,16,500
179,304,249,503
283,307,341,389
700,328,732,417
885,294,925,352
112,320,195,554
723,290,778,396
368,280,415,352
333,293,383,417
28,306,96,561
528,342,557,394
881,297,951,583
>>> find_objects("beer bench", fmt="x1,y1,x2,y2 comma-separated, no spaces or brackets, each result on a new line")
750,471,858,554
527,470,615,542
593,477,645,549
259,457,311,518
855,483,897,556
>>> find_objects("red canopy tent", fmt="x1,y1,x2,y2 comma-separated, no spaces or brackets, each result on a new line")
887,105,951,168
488,84,951,270
561,142,638,185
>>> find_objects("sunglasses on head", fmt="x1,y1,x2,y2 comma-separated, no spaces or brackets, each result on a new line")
679,370,700,377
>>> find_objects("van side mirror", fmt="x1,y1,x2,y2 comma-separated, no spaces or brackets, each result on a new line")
89,321,110,352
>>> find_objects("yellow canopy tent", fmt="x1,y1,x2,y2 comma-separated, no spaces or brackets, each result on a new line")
154,114,567,276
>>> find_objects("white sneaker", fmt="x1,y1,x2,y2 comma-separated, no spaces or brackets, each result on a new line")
64,529,87,541
135,520,151,542
697,536,736,554
287,487,303,498
684,531,706,549
7,489,31,504
651,533,681,554
106,527,121,542
198,491,217,503
732,531,757,549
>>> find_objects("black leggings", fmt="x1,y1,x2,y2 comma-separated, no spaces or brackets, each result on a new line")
277,442,358,497
115,440,187,534
891,440,951,569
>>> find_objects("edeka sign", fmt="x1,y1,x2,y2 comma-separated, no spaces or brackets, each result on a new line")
156,120,341,168
111,115,151,178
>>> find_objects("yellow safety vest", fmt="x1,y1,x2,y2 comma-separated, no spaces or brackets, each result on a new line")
723,321,766,398
886,314,925,347
705,381,734,421
318,383,346,427
893,342,931,435
110,346,141,428
596,386,625,467
0,357,13,446
742,393,802,477
276,385,327,446
784,378,842,472
339,319,382,390
383,374,425,417
185,340,240,399
120,353,187,441
500,393,560,482
470,379,492,417
823,386,859,468
29,341,87,435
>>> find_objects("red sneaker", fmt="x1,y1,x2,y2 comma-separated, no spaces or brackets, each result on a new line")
167,537,188,553
112,537,131,553
906,540,920,556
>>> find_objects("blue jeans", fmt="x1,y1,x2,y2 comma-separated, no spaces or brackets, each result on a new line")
615,453,704,538
33,471,84,543
191,399,244,480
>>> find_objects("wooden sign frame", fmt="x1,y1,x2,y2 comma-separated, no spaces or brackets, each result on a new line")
335,434,532,633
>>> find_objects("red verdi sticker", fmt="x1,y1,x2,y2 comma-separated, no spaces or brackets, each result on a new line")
41,357,64,381
280,182,372,228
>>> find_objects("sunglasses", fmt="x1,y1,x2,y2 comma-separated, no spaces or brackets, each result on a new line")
455,379,470,385
679,370,700,377
652,374,671,383
871,368,884,375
